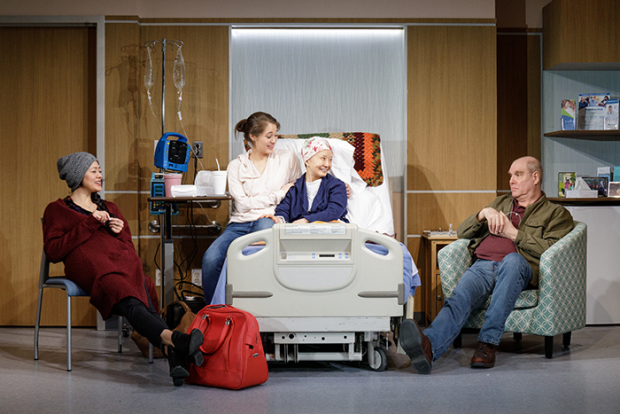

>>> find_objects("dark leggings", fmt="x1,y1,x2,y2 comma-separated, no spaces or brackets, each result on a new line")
112,287,168,349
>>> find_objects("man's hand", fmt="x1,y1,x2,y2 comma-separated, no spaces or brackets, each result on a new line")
477,207,518,241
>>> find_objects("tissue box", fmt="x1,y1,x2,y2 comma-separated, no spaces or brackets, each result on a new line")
170,185,197,197
566,189,597,198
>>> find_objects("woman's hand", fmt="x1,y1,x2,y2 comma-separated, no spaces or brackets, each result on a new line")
345,183,352,198
92,210,110,225
107,217,125,234
280,182,295,193
293,218,309,224
259,214,278,223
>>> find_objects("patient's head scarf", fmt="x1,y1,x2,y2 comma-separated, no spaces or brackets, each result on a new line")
57,152,98,191
301,137,332,163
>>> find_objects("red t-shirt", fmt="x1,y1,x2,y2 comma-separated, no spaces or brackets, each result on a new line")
475,199,525,262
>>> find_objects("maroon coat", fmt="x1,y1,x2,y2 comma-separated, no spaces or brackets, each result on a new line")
43,199,159,319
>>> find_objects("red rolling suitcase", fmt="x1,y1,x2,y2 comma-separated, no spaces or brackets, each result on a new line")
185,304,268,389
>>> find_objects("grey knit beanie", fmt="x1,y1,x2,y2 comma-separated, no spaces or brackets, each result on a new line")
57,152,98,191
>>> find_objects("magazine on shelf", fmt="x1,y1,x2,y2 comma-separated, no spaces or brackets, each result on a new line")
604,99,619,130
561,99,576,130
597,166,612,184
578,92,610,130
558,172,576,198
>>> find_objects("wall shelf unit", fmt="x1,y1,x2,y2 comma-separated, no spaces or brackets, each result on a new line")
542,0,620,325
543,130,620,140
548,197,620,206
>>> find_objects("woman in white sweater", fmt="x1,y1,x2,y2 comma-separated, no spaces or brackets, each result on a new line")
201,112,301,303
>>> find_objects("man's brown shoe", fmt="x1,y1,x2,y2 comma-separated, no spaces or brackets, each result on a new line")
471,341,497,368
399,319,433,374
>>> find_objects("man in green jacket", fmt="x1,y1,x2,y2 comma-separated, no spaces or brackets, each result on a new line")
400,156,574,373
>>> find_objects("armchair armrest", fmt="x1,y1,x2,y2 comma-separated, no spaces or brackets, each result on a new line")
438,239,473,299
535,221,587,332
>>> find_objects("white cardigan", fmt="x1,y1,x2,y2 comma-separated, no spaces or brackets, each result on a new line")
227,149,301,223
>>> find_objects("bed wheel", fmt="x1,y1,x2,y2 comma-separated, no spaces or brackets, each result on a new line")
368,347,388,372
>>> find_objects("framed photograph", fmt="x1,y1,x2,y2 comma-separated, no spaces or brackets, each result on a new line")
558,172,576,198
609,182,620,198
581,176,609,197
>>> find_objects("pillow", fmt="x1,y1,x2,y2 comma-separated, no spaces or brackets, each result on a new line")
277,132,384,186
274,138,367,197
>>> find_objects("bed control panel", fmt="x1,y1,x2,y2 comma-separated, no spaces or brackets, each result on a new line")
283,224,346,235
276,223,353,266
281,251,350,261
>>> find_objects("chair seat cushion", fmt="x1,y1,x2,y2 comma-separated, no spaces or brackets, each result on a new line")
44,277,89,297
479,289,539,310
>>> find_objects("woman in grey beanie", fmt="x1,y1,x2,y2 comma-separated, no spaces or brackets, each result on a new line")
43,152,203,386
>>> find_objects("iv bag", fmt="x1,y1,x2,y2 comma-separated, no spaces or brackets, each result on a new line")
144,45,157,119
144,45,155,91
173,46,186,91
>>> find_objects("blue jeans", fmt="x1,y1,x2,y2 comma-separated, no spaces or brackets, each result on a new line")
201,218,275,304
423,253,533,360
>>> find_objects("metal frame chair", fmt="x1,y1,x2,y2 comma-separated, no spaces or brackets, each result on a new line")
34,250,153,370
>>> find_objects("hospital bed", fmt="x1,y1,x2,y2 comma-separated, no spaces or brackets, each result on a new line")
219,133,420,370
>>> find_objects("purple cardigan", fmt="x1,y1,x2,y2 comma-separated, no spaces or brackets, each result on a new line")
275,173,348,223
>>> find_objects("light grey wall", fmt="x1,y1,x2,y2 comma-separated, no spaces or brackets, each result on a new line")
230,28,406,188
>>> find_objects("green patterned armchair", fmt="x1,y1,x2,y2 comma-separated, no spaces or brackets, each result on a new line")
437,221,587,358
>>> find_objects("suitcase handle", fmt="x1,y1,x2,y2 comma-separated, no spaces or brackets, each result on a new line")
196,314,232,354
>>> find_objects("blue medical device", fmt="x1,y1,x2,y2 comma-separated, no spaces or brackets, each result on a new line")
154,132,191,172
149,173,178,215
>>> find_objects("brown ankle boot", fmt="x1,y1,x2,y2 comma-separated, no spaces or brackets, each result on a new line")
471,341,497,368
399,319,433,374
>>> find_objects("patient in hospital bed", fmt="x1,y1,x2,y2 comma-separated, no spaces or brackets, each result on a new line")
210,135,421,305
261,137,348,224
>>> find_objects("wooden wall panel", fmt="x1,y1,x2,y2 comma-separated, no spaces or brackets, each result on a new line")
543,0,620,69
407,25,497,192
137,237,161,297
496,32,542,191
104,23,142,191
496,33,528,191
407,193,497,235
526,34,542,161
0,27,97,326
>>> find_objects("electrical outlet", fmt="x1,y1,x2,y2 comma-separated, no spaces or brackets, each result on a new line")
192,141,203,158
155,269,161,286
192,269,202,286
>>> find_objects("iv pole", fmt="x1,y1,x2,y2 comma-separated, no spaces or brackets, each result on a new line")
144,38,184,309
